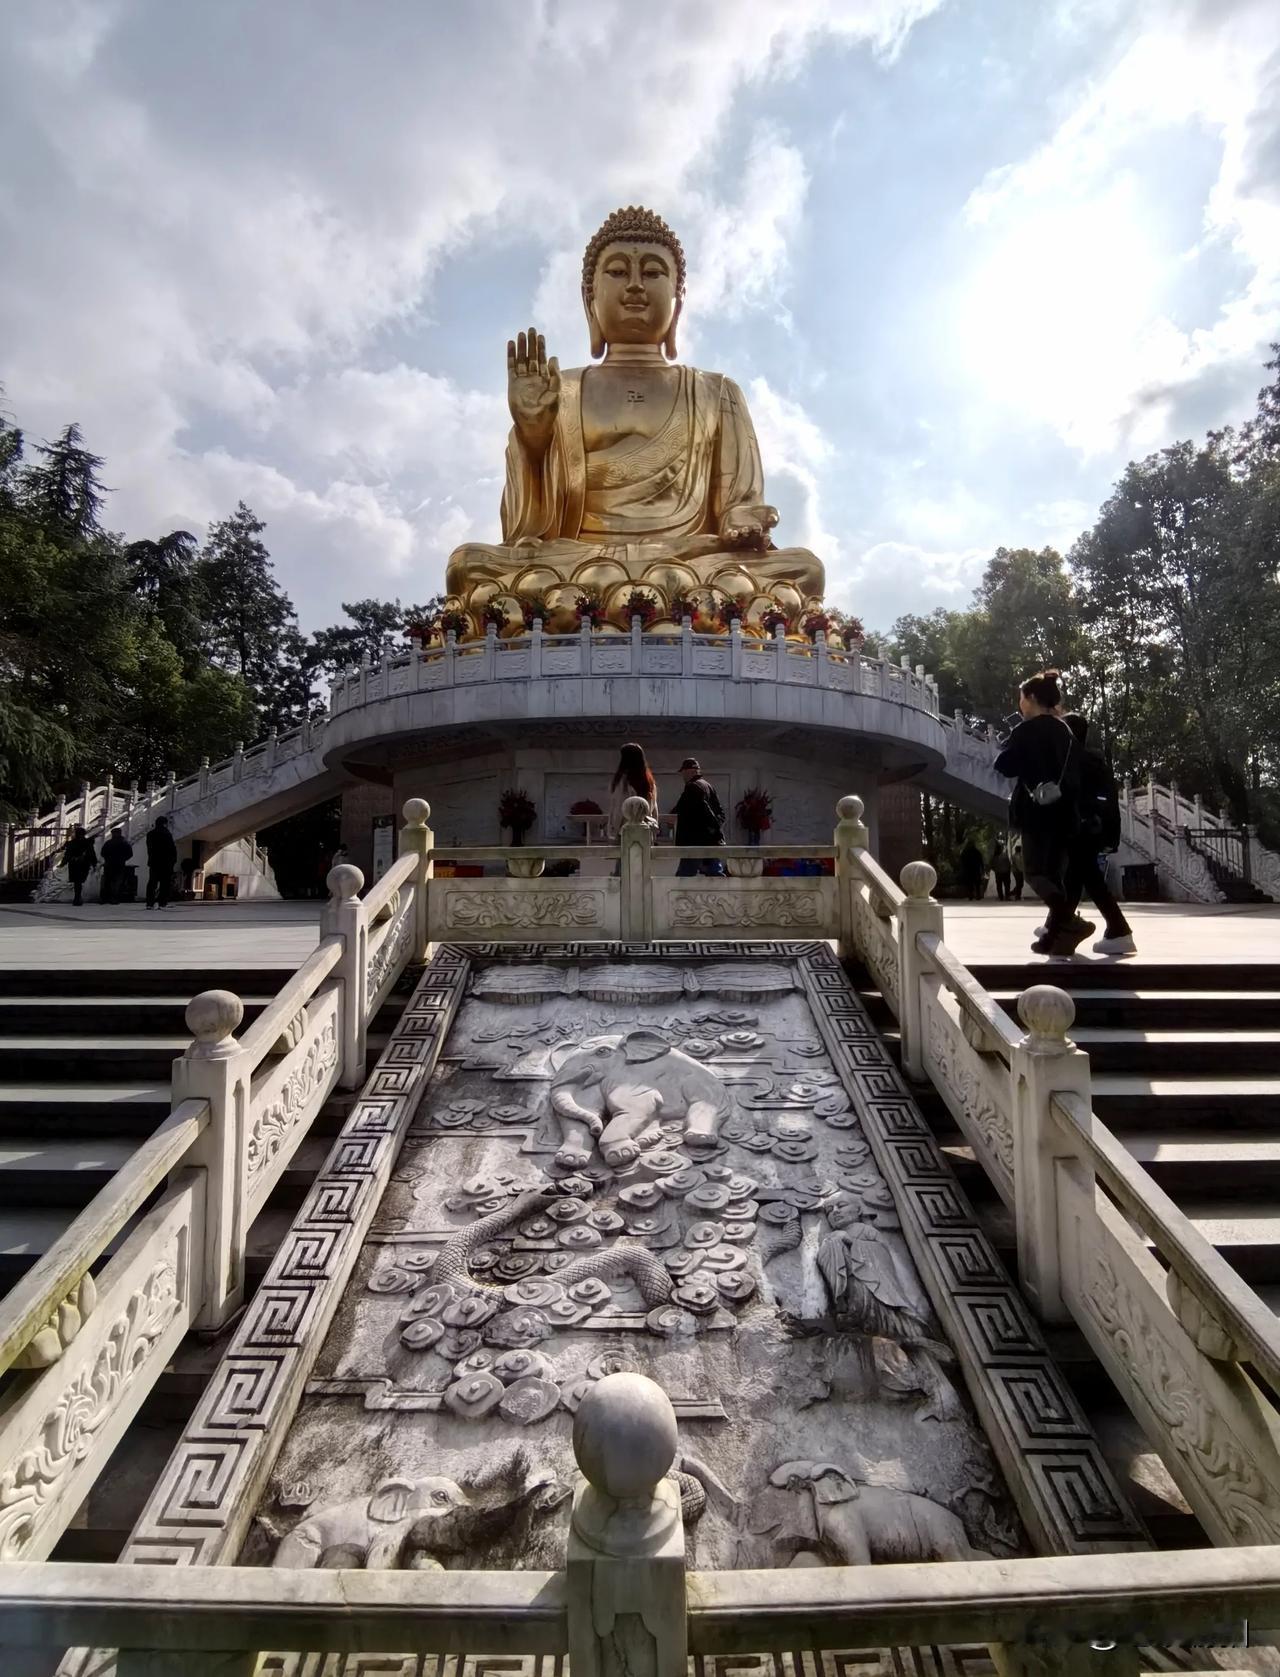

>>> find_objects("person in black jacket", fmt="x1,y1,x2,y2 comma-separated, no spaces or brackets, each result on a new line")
61,825,97,907
672,758,726,876
993,668,1088,957
145,816,179,909
1062,713,1135,956
99,825,133,905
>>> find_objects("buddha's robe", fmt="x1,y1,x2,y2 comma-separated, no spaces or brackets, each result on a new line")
446,366,823,603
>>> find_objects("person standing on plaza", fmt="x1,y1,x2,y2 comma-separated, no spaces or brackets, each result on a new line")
61,824,97,907
1062,713,1136,956
990,839,1013,901
98,825,133,905
145,816,178,910
672,758,726,876
1009,833,1025,899
994,668,1085,957
959,836,985,900
607,743,658,838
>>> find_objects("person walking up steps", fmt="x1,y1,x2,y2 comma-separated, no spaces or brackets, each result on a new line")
145,816,178,910
1063,713,1136,956
673,758,726,876
994,668,1087,958
62,825,96,907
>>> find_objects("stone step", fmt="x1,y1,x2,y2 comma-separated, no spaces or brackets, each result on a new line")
969,962,1280,994
0,1082,172,1137
0,1136,137,1206
1091,1074,1280,1131
1069,1027,1280,1077
0,994,275,1036
0,967,297,999
0,1035,189,1082
989,988,1280,1031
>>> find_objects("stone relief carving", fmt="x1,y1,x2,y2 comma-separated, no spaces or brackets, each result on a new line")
548,1029,732,1168
270,1448,564,1569
246,1016,339,1182
1085,1249,1280,1544
366,897,414,999
761,1459,991,1564
445,890,605,931
669,890,823,930
852,890,899,1006
925,1008,1015,1184
0,1261,180,1560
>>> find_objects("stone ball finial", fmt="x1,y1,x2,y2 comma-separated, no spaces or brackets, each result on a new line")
185,989,244,1054
327,863,365,902
900,860,937,899
1017,984,1075,1043
836,795,864,823
402,797,431,827
621,796,652,826
573,1372,678,1502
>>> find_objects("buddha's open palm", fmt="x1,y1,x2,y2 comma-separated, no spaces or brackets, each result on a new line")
507,326,560,454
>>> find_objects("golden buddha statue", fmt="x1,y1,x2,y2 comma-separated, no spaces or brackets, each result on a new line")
444,205,825,636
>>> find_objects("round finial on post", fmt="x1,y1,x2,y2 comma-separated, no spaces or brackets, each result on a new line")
402,798,431,828
327,862,365,902
621,796,652,827
836,795,864,824
1017,984,1075,1049
185,989,244,1059
900,860,937,900
574,1372,677,1501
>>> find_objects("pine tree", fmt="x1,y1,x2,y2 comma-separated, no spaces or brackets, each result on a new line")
19,423,109,538
193,502,304,727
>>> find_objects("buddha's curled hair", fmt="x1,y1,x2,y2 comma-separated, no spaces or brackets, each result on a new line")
582,206,686,302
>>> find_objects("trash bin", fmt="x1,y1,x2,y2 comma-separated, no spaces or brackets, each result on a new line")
1121,862,1159,901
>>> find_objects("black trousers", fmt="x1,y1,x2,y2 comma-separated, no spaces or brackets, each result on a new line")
994,873,1010,900
69,871,90,906
100,866,125,904
1019,825,1071,937
146,867,172,908
1065,844,1129,938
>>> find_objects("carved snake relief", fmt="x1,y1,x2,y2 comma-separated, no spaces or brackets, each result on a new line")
426,1187,674,1305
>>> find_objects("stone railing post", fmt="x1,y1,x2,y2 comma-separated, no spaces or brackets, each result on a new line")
630,613,642,670
682,615,695,677
232,741,244,783
165,768,176,814
172,990,249,1330
444,629,457,685
1009,986,1093,1323
579,617,592,673
619,796,654,943
485,621,498,681
359,651,371,706
1244,823,1257,885
264,727,278,773
198,757,211,798
814,629,828,686
895,861,942,1081
322,863,369,1088
728,617,742,680
400,798,434,960
528,616,543,678
0,823,11,877
833,795,869,958
568,1373,686,1677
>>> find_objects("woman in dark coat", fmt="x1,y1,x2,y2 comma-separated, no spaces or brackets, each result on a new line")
993,668,1084,957
62,825,97,907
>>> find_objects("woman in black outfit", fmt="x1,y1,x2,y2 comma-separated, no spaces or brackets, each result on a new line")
993,669,1087,957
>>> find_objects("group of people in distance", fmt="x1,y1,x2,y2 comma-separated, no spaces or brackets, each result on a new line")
59,816,180,909
606,743,729,876
994,667,1136,960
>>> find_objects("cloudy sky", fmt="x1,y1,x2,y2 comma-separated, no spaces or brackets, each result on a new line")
3,0,1278,632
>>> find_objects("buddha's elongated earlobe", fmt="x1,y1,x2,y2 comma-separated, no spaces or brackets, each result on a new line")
582,286,606,359
663,302,681,362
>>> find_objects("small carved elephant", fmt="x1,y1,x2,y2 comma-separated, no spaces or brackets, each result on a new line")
273,1463,556,1570
769,1460,988,1564
548,1029,733,1169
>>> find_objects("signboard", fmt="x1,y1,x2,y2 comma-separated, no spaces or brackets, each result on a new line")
371,814,396,882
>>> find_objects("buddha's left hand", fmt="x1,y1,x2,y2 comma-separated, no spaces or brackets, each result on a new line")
720,503,779,549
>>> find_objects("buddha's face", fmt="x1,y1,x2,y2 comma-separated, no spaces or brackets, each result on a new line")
589,240,679,347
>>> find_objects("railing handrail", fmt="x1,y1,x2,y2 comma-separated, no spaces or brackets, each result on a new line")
360,847,419,921
850,843,903,910
1051,1088,1280,1395
917,929,1021,1060
0,1097,210,1378
237,936,345,1064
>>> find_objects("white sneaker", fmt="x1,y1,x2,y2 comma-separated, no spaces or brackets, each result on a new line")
1094,932,1136,956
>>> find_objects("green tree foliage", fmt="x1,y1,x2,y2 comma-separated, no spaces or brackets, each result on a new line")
307,595,443,681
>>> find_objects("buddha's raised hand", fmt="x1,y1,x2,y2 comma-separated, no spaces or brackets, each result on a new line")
507,326,560,456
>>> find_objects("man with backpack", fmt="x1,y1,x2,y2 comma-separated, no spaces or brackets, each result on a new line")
1063,713,1135,956
672,758,726,876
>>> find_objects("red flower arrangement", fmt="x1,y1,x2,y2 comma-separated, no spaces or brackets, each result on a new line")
498,788,537,843
519,592,547,628
717,598,746,627
670,592,702,622
762,606,790,635
574,589,605,625
482,600,508,631
622,588,658,627
404,617,437,644
439,609,469,639
569,799,603,815
802,610,833,640
736,787,773,835
840,616,866,649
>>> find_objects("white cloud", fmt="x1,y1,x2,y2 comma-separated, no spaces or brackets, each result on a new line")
954,0,1280,455
745,377,841,565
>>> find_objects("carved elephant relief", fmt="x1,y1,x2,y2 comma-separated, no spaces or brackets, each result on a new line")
767,1460,989,1564
273,1459,559,1569
548,1029,733,1169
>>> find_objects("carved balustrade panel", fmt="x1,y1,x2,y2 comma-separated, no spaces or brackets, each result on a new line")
245,985,343,1221
1057,1168,1280,1547
849,881,901,1017
919,984,1015,1206
366,889,417,1018
652,876,836,939
428,880,620,944
0,1177,198,1564
235,946,1028,1580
